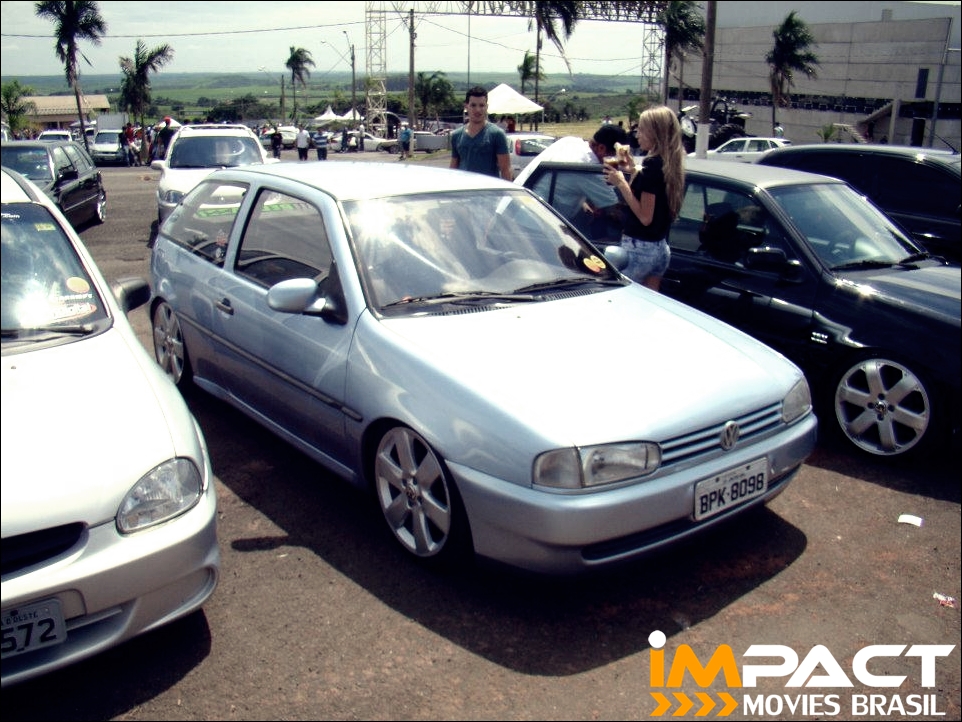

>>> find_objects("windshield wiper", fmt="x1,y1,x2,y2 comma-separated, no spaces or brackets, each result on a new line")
830,259,897,271
382,291,538,309
899,252,931,267
512,277,623,294
1,323,96,340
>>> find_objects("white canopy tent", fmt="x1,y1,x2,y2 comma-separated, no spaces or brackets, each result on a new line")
313,106,339,125
339,108,364,122
486,84,543,115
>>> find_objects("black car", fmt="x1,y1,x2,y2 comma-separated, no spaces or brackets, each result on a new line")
1,139,107,229
756,144,961,264
518,151,961,459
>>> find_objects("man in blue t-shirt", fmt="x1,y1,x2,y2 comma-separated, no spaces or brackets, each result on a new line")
449,86,513,180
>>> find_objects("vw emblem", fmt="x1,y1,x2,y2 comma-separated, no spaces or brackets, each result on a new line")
720,421,740,450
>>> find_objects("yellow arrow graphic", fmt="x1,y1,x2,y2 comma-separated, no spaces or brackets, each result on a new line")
694,692,716,717
672,692,694,717
717,692,738,717
650,692,672,717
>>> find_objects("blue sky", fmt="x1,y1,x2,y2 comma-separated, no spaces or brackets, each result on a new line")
0,1,651,81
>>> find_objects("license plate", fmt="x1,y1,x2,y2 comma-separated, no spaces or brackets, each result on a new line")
1,599,67,659
694,458,769,521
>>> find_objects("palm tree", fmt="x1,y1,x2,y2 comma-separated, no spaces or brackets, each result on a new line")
766,11,819,131
1,80,37,137
119,40,174,163
285,46,315,123
506,1,579,105
415,71,454,128
658,1,705,109
34,1,107,153
517,51,544,96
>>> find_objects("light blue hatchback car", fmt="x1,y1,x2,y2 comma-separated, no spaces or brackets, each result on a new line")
149,161,817,574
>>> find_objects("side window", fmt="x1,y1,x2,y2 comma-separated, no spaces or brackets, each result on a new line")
671,182,792,264
162,180,248,265
63,145,92,172
234,189,332,288
538,169,624,246
50,146,74,175
871,158,958,219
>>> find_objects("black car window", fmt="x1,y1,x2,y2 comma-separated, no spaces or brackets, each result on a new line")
673,181,792,264
162,180,248,266
0,147,53,181
529,168,624,246
50,146,74,175
870,157,958,220
235,189,332,288
62,144,92,172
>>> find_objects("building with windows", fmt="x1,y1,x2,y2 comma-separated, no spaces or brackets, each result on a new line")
21,94,110,134
679,1,960,150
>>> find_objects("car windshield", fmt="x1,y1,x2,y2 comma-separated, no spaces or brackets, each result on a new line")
2,201,109,338
95,131,121,144
343,189,624,313
769,183,921,269
1,147,52,181
168,136,263,169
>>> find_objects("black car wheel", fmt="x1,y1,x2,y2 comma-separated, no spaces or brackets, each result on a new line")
832,355,935,457
373,426,471,566
152,301,192,387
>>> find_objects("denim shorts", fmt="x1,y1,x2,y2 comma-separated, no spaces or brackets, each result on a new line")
621,235,670,282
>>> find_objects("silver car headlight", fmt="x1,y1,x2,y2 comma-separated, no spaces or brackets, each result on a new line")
782,378,812,424
159,189,185,205
534,442,662,490
116,458,204,533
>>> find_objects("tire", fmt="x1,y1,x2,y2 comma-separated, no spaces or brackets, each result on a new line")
373,426,471,567
152,300,192,388
93,188,107,224
831,355,937,457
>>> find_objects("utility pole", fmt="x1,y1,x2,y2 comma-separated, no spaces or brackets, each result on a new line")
696,0,716,158
408,9,416,129
344,31,356,128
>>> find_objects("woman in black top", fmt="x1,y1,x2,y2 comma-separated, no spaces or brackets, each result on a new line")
602,106,685,291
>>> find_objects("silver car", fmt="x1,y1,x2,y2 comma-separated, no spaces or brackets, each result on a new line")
149,161,816,574
1,168,219,686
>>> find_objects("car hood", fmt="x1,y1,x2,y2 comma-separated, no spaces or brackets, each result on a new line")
374,285,803,446
1,329,189,537
845,264,961,319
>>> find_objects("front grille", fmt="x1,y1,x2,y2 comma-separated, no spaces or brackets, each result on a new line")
1,523,85,575
659,403,784,466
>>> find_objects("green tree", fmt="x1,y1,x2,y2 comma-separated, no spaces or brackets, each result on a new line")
766,10,819,131
285,46,315,123
414,71,455,128
506,1,579,105
119,39,174,162
1,80,37,136
658,1,705,109
34,0,107,153
517,50,544,96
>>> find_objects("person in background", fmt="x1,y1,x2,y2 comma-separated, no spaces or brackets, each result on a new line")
449,86,512,180
588,124,629,164
315,130,328,160
358,122,366,151
295,126,311,161
154,117,176,160
399,123,413,160
602,105,685,292
341,127,349,154
774,122,785,138
270,126,283,159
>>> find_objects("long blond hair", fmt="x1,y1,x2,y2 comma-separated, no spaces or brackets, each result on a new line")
637,105,686,219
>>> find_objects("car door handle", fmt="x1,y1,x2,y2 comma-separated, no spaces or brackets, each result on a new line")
215,298,234,315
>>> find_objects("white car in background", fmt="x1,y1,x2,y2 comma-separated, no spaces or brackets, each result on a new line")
152,123,273,223
506,132,557,176
694,136,791,162
1,167,219,686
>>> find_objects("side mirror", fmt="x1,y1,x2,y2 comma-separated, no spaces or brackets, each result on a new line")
745,247,803,279
267,277,347,325
56,168,79,183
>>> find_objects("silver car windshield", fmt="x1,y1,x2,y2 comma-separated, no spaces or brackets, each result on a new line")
343,189,624,311
168,136,263,169
2,202,108,339
769,183,921,269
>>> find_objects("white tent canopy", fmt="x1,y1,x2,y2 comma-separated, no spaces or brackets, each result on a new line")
313,105,339,124
486,84,543,115
339,108,364,122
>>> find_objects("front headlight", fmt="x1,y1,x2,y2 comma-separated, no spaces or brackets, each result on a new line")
160,189,185,205
534,442,662,490
782,378,812,424
116,458,204,533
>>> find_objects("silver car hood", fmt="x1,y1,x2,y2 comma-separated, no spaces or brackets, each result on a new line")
376,285,801,446
1,329,184,537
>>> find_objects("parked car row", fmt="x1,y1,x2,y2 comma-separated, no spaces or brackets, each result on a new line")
515,138,960,459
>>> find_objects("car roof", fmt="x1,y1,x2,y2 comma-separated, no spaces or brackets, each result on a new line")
760,143,961,170
173,124,258,137
2,139,80,150
1,166,43,202
205,161,516,201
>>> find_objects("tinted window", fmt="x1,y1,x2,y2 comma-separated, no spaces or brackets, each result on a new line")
772,151,872,194
62,144,93,172
870,157,959,219
162,180,249,265
235,190,332,288
528,168,624,246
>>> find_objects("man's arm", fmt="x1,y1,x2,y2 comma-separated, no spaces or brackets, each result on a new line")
497,153,513,181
